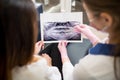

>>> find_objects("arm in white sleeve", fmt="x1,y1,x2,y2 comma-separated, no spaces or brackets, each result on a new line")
46,66,61,80
62,62,74,80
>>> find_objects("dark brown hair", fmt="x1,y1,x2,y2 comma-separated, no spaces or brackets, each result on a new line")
81,0,120,79
0,0,38,80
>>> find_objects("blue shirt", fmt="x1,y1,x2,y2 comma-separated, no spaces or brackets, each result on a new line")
89,43,115,56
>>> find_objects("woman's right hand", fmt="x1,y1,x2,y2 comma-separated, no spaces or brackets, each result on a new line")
58,41,68,57
74,24,100,46
58,41,70,63
74,24,94,37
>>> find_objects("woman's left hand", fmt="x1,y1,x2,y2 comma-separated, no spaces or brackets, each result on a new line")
34,41,44,55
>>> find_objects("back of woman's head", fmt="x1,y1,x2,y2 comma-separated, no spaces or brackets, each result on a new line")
81,0,120,53
0,0,38,80
81,0,120,79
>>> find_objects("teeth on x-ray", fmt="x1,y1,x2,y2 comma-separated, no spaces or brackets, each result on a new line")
54,28,70,30
44,21,81,41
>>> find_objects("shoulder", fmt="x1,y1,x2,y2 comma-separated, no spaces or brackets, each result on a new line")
73,54,115,80
12,58,48,80
79,54,114,65
75,54,114,71
12,57,61,80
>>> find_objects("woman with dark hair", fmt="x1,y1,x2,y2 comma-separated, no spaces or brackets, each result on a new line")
58,0,120,80
0,0,61,80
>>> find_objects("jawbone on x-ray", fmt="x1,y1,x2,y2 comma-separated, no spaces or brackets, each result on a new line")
44,21,81,41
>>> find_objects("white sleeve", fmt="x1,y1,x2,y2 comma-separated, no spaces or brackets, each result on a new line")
62,62,74,80
46,66,61,80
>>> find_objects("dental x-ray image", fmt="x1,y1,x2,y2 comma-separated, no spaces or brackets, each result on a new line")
43,21,81,42
40,12,83,43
